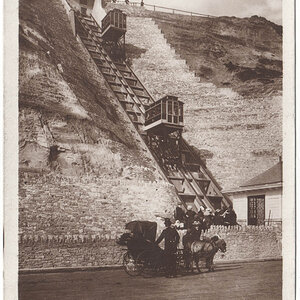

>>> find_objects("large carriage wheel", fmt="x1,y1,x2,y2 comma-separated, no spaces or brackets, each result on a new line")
122,251,143,276
136,250,163,278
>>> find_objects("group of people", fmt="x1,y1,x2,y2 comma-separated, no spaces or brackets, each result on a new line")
174,203,238,229
154,203,237,277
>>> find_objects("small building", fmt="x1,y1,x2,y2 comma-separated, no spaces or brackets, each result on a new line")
225,159,282,226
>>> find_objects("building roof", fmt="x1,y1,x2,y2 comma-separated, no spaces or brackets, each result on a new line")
224,160,282,194
241,161,282,187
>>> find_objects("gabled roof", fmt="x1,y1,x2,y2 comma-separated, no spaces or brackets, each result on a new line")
241,161,282,187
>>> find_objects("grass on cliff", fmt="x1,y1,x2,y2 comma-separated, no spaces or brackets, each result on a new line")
149,12,282,98
19,0,166,179
19,0,137,148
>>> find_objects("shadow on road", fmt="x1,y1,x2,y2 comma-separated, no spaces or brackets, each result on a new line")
139,265,242,279
210,265,242,272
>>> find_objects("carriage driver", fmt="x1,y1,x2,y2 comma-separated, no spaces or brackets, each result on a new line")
155,218,180,278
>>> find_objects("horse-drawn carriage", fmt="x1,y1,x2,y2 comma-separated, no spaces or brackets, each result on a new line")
117,220,227,277
116,221,162,276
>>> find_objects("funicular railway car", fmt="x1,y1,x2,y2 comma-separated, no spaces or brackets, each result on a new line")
144,95,184,170
144,95,184,135
101,9,126,41
100,9,127,60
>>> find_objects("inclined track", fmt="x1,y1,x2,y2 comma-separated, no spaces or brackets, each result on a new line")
74,13,230,211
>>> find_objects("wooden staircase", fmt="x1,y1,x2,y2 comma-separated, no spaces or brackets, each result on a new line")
74,13,231,212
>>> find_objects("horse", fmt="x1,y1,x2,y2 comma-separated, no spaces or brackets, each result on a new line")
190,235,227,272
182,225,202,270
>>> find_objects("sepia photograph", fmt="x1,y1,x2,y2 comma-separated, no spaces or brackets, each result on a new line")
3,0,295,298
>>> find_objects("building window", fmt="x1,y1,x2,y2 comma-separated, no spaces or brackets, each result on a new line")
81,7,87,15
248,195,265,225
80,0,88,5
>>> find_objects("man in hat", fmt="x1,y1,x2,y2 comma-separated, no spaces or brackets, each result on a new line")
190,220,202,241
185,205,196,229
155,218,179,277
213,209,224,225
223,205,237,226
174,203,186,223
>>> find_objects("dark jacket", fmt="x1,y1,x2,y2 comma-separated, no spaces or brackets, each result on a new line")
214,214,224,225
190,225,201,241
174,206,186,222
224,210,237,225
155,227,180,253
186,210,196,228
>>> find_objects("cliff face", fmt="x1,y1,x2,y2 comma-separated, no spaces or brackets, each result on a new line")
152,13,282,98
109,4,282,99
115,5,282,190
19,0,178,242
150,13,282,188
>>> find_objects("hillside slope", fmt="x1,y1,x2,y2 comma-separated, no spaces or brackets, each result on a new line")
149,13,282,188
19,0,179,268
108,4,282,98
107,3,282,190
152,13,282,98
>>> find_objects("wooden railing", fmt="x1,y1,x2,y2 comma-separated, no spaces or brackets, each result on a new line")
113,0,215,18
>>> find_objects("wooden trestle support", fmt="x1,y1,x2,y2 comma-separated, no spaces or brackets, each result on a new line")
74,12,231,212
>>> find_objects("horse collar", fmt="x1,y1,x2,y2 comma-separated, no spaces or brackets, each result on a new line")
211,240,217,248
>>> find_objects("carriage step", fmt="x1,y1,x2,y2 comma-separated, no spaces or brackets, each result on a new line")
92,54,105,61
133,120,143,126
80,15,94,22
137,95,150,101
119,99,142,106
119,70,133,77
108,80,122,87
98,65,111,72
124,77,138,85
80,38,94,46
103,72,116,79
168,176,185,182
126,109,142,116
87,48,101,54
130,85,145,92
113,61,127,68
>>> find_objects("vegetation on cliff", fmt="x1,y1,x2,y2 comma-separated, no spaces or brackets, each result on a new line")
19,0,178,237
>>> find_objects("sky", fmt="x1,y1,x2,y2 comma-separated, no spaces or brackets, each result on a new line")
146,0,282,25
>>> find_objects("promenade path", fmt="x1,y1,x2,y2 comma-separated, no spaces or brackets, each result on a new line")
19,260,282,300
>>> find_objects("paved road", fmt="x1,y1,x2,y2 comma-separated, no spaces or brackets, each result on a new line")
19,260,281,300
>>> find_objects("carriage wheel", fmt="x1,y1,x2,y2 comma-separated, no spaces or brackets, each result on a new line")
122,252,142,276
136,250,162,278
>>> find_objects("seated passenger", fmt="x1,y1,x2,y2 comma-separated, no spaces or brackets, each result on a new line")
174,203,186,223
175,220,187,250
185,205,196,229
213,209,224,225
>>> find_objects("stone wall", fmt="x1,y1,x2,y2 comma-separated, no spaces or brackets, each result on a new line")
202,225,282,262
19,171,177,237
19,225,281,270
19,0,179,271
